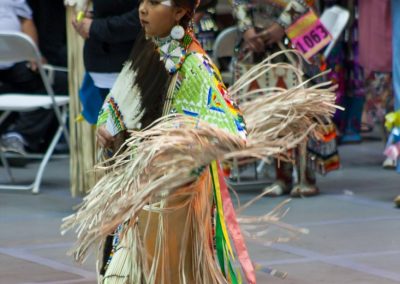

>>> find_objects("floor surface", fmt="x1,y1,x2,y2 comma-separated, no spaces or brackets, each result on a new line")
0,138,399,284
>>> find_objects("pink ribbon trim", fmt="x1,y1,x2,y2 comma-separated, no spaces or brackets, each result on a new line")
384,142,400,160
217,165,256,284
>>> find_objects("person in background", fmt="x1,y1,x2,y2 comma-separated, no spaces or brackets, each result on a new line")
0,0,41,96
28,0,68,94
356,0,394,172
72,0,141,125
71,0,141,270
393,1,400,118
232,0,323,197
390,0,400,207
193,0,218,55
0,0,57,155
358,0,392,142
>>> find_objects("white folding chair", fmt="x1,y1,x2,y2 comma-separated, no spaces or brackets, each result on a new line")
212,26,240,86
0,31,69,194
320,5,350,58
212,27,275,190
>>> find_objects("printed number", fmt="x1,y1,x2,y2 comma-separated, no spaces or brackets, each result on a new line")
296,42,307,53
304,35,314,48
310,30,321,43
296,24,329,54
316,24,329,38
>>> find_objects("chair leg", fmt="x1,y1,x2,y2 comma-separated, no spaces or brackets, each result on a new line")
0,111,14,182
51,103,70,148
0,110,11,125
31,107,68,194
0,106,68,194
60,105,70,148
0,150,14,182
32,123,63,194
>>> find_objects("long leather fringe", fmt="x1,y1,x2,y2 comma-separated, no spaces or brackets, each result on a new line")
62,50,339,282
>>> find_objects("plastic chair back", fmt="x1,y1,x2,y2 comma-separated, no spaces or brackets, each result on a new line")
0,31,41,62
212,26,239,67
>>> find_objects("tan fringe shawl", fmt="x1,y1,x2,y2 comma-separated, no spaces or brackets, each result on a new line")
62,50,339,278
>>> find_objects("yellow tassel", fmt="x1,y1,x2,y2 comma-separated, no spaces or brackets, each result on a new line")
76,11,85,22
75,113,85,123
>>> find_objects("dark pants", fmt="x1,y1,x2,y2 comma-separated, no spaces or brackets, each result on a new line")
0,62,43,94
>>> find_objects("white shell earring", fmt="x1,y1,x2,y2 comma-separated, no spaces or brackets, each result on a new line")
170,24,185,40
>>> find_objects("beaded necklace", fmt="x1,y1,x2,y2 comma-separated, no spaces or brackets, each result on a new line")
154,33,193,74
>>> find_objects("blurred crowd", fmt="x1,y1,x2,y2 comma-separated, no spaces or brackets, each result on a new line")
0,0,399,203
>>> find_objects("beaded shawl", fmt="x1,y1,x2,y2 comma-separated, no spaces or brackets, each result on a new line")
97,33,246,140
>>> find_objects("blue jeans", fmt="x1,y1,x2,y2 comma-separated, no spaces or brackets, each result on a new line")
79,73,110,124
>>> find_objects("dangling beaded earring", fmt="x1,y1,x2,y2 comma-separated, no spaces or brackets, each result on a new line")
187,19,195,34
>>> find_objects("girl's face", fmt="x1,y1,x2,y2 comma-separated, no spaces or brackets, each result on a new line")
139,0,188,37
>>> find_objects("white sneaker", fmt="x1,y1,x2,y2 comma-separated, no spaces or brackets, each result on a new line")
383,157,397,169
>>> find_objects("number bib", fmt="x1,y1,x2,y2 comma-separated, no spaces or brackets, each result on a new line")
286,10,332,60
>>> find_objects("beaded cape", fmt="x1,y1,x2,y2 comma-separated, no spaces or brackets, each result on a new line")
97,34,246,140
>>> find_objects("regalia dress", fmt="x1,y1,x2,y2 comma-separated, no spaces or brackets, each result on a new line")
62,30,337,284
76,33,250,284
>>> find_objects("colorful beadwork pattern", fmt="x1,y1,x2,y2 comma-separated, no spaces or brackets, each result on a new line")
171,52,246,139
157,34,192,74
158,39,187,74
97,97,125,135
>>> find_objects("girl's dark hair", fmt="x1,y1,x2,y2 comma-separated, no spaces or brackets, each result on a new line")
128,30,171,128
128,2,196,127
173,0,197,28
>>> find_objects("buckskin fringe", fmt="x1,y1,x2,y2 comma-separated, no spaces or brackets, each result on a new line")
62,91,336,264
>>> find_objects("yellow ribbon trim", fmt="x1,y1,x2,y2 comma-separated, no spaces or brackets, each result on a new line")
286,10,319,39
385,111,400,131
211,160,234,259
